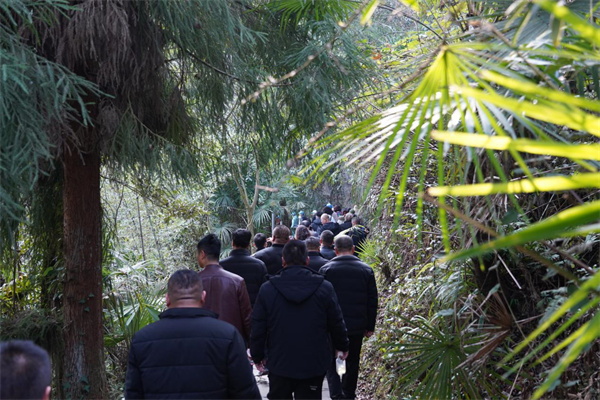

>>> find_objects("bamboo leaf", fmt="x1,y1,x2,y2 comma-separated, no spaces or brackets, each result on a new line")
480,70,600,113
428,173,600,197
535,0,600,46
442,200,600,262
360,0,379,26
452,86,600,137
501,271,600,365
431,131,600,160
532,311,600,400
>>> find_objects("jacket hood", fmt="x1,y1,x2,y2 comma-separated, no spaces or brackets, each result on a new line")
269,266,324,304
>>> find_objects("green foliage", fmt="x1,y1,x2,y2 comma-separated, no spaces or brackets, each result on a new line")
304,0,600,398
382,315,483,399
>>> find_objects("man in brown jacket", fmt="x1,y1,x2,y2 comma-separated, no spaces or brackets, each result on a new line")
197,233,252,344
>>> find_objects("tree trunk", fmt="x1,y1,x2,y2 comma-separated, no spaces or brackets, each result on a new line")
61,144,106,398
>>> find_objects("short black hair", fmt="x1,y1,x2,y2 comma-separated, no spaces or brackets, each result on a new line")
232,229,252,248
305,236,320,251
282,240,308,266
294,225,310,241
0,340,51,399
301,220,311,228
320,230,334,246
167,269,204,302
197,233,221,260
322,206,333,215
334,205,342,212
335,235,354,252
253,233,267,249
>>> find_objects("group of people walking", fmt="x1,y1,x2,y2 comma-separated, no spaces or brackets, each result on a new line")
126,206,378,399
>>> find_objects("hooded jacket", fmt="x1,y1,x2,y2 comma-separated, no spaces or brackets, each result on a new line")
250,266,348,379
125,308,261,399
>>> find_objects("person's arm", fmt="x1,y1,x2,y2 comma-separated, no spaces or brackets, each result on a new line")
238,280,253,344
367,268,378,332
124,343,143,399
250,285,268,364
226,330,262,399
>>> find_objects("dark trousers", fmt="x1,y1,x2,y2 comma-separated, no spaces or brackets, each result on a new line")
268,372,325,399
326,334,364,399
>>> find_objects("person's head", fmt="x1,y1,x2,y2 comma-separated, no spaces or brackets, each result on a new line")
333,205,342,212
321,213,331,224
352,216,361,226
232,229,252,249
345,213,354,222
320,230,334,247
0,340,51,400
253,233,267,250
335,235,355,256
294,225,310,241
301,220,311,228
272,225,291,244
299,210,305,217
197,233,221,267
166,269,205,308
322,205,333,215
282,240,309,267
305,236,321,252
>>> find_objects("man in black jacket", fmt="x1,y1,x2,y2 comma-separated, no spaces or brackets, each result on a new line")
221,228,268,306
125,270,261,399
251,240,349,399
320,230,336,260
253,225,290,275
319,236,378,400
317,213,341,236
306,236,329,272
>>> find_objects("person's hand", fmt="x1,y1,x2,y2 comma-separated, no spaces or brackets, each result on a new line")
336,350,349,360
364,330,374,338
256,360,267,374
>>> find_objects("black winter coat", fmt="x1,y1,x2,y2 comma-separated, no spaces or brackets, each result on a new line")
253,243,285,275
307,251,329,273
250,266,349,379
125,308,261,399
319,255,378,335
220,249,268,306
320,246,336,260
318,221,341,236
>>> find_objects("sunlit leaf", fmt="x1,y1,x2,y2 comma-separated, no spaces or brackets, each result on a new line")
428,173,600,197
443,200,600,262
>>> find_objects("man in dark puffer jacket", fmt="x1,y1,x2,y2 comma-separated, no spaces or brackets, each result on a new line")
125,270,261,399
251,240,349,399
319,235,378,400
221,228,268,306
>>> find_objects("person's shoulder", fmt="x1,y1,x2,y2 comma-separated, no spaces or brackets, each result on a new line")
219,267,245,282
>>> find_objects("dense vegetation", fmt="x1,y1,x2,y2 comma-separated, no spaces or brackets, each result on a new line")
1,0,599,398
